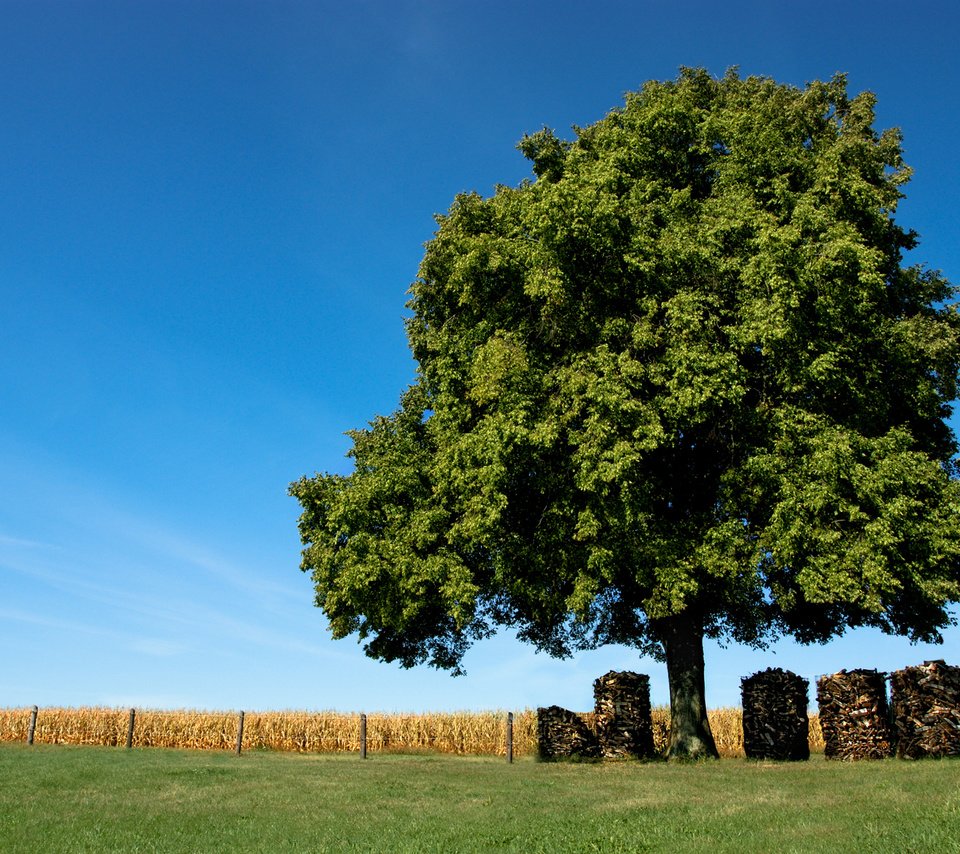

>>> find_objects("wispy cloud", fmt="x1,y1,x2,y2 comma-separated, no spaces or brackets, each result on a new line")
0,605,186,659
0,549,350,666
0,435,304,606
130,638,188,657
0,605,121,639
105,516,302,603
0,533,61,550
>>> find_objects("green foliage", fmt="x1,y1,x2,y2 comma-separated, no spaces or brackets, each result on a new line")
292,68,960,674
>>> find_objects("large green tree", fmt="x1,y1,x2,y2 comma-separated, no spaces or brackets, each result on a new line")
291,69,960,759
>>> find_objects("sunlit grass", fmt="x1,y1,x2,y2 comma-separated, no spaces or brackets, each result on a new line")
0,745,956,853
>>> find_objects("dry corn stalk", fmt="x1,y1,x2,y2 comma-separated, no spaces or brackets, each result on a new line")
0,705,823,757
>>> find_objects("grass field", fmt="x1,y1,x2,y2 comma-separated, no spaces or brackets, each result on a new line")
1,744,957,853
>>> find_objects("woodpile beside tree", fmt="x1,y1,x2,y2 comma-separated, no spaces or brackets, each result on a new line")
816,669,893,760
593,671,655,759
740,667,810,760
890,660,960,759
536,706,600,760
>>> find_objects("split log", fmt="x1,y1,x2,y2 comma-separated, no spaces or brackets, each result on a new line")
741,667,809,760
816,669,893,760
890,660,960,759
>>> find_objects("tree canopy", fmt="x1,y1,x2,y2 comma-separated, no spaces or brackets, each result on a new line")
291,69,960,758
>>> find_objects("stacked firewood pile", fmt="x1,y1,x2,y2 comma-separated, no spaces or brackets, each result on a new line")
593,671,655,759
535,705,600,760
740,667,810,760
890,660,960,759
816,669,894,760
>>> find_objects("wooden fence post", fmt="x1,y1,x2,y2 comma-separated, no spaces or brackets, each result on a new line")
360,713,367,759
27,706,38,745
126,708,136,749
236,711,245,755
507,712,514,764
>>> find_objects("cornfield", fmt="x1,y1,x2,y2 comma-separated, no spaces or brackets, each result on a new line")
0,706,824,757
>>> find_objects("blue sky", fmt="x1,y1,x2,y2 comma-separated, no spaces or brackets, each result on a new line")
2,0,958,715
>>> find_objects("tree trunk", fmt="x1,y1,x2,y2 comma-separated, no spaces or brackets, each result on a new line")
656,613,719,760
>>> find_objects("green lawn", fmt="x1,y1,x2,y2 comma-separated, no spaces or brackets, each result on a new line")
1,744,958,853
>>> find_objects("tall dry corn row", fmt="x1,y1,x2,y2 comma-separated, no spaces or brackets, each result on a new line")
0,706,823,756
